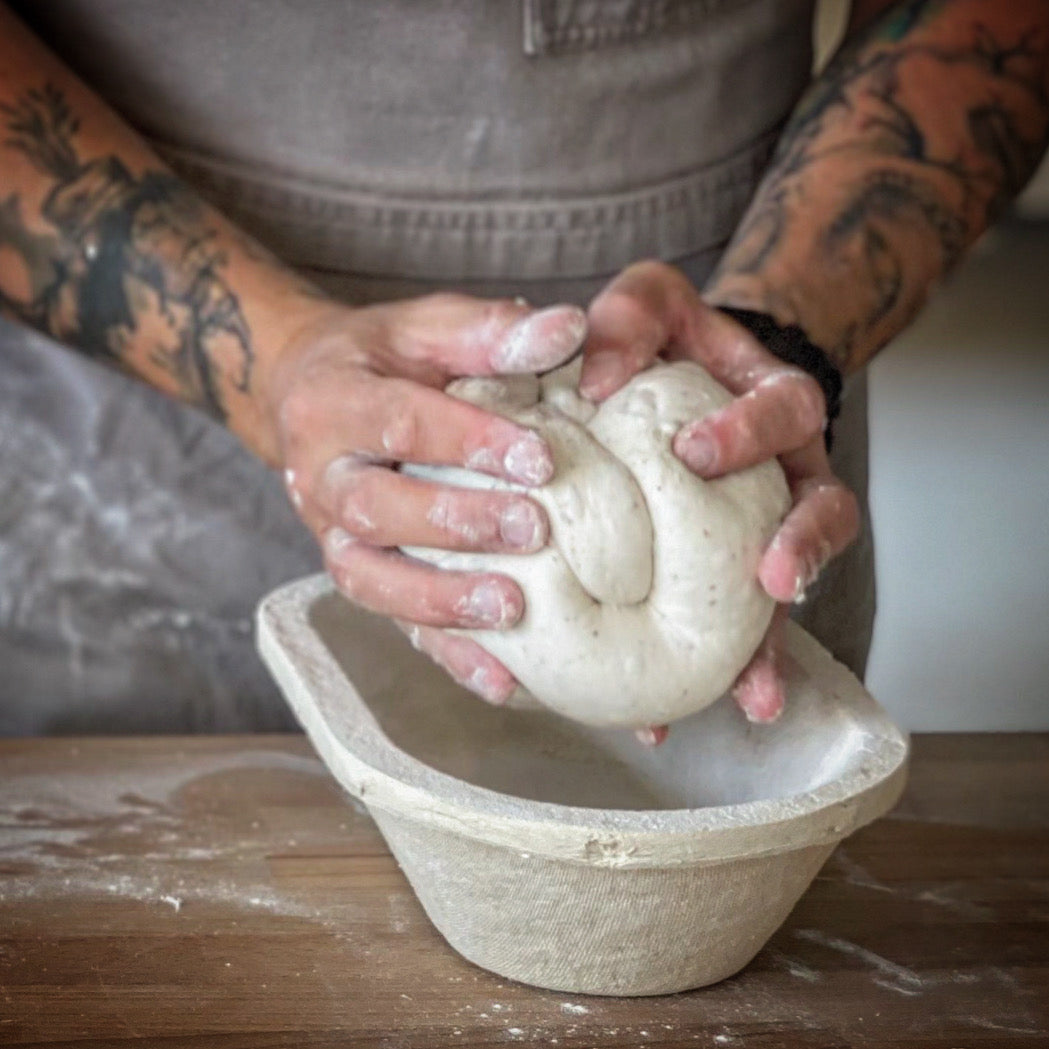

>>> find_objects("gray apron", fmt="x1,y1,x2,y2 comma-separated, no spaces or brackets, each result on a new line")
0,0,872,734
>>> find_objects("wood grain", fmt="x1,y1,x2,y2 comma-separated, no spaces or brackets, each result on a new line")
1,733,1047,1048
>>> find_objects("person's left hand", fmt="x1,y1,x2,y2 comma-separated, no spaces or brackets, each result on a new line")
577,260,860,737
415,261,858,743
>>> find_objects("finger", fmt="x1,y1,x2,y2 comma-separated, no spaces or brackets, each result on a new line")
281,464,333,540
399,621,518,705
281,372,556,486
319,457,548,552
580,260,688,400
581,263,796,401
731,605,789,723
669,298,799,394
323,526,524,629
634,725,670,747
672,369,826,478
388,294,588,376
758,451,860,604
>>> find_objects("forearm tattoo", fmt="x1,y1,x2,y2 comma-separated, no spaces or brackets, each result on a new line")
709,0,1049,371
0,84,253,421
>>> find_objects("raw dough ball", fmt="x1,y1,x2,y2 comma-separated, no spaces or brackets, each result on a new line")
405,360,791,728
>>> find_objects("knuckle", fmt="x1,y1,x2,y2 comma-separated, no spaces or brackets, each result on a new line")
330,561,363,603
625,257,675,283
752,371,825,447
590,289,666,356
804,477,860,541
418,582,464,626
276,384,314,439
485,298,525,330
838,487,861,538
721,406,758,457
339,472,383,539
427,490,489,546
599,285,651,322
417,629,451,664
790,372,828,434
379,392,422,460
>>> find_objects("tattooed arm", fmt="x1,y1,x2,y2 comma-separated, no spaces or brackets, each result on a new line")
0,11,340,459
705,0,1049,374
0,7,589,706
575,0,1049,722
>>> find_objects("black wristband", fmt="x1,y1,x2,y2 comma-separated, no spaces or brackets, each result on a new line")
715,306,842,451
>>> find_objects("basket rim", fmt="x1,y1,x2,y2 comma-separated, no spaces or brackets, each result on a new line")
256,574,909,868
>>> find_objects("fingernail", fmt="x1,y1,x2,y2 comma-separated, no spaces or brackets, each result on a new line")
461,580,520,628
579,350,625,399
492,305,587,372
499,501,546,550
675,428,716,475
323,526,355,562
504,432,554,486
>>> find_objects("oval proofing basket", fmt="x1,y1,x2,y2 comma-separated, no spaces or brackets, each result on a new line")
257,575,908,996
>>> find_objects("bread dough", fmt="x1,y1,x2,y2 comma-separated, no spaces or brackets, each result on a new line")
405,360,791,728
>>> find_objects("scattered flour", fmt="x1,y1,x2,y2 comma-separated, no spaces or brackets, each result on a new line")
0,747,332,922
794,929,924,996
560,1003,589,1016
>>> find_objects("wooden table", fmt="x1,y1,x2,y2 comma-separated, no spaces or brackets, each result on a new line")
1,733,1046,1048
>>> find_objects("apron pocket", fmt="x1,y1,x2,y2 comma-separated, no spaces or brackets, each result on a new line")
522,0,748,56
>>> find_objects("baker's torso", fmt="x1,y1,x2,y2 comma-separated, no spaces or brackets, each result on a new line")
0,1,874,735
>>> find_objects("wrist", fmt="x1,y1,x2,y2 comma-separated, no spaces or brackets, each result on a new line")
703,264,850,373
239,288,355,467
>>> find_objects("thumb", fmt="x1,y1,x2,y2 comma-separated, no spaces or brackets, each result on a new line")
580,260,689,401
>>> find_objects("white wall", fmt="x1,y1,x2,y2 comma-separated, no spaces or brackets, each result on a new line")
813,0,1049,730
865,216,1049,730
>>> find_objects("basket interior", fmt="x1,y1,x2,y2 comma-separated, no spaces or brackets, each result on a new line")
309,591,877,812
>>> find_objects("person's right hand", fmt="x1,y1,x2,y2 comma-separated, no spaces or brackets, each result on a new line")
259,294,586,701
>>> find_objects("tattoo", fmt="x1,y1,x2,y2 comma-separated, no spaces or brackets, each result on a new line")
709,2,1049,369
0,84,253,420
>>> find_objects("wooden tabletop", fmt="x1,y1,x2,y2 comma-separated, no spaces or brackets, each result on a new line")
1,733,1047,1049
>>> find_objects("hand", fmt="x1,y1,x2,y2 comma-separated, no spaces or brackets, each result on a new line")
261,293,586,702
578,260,860,730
